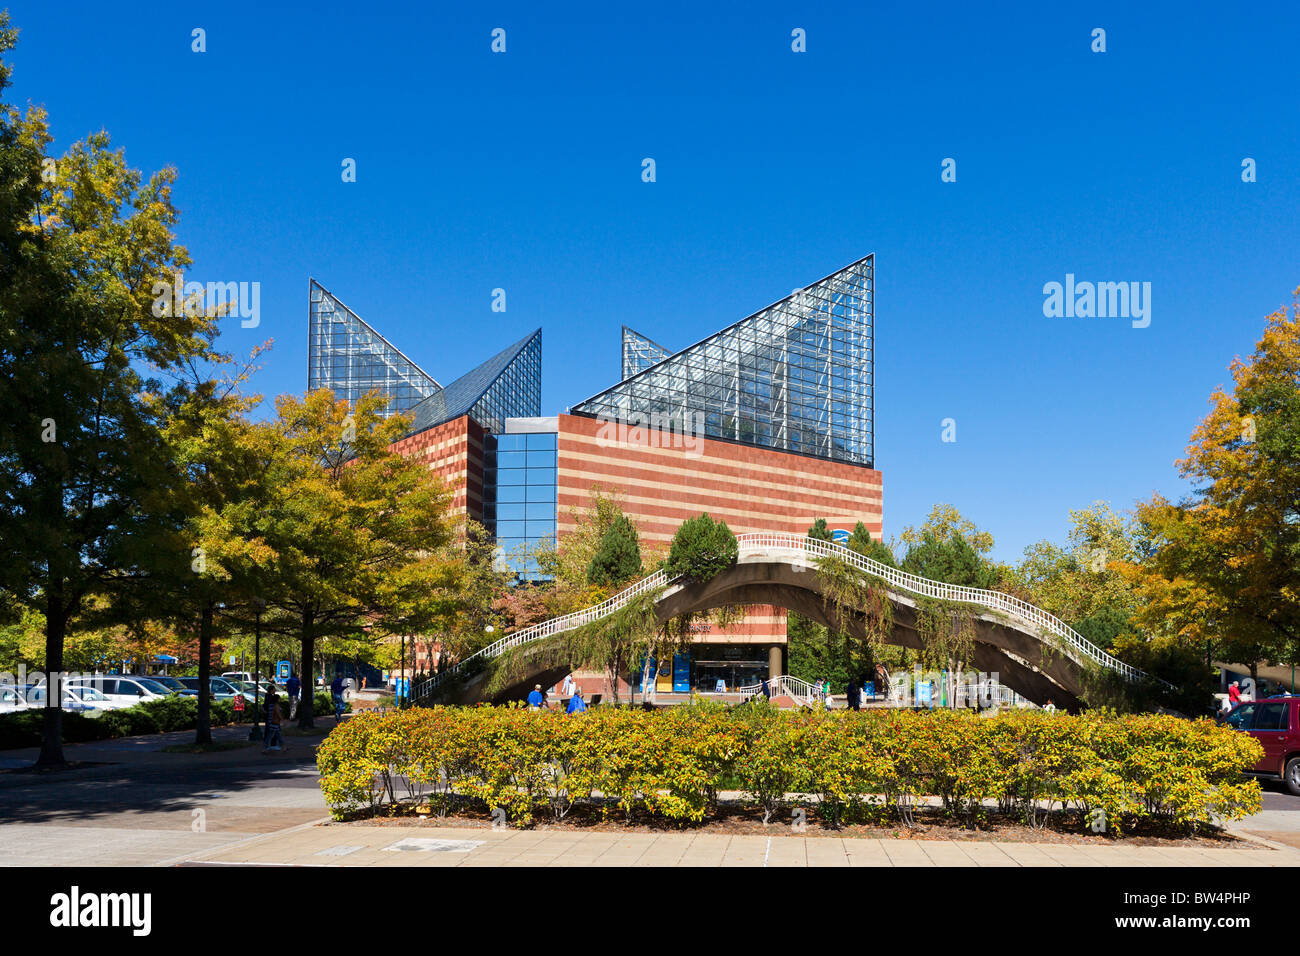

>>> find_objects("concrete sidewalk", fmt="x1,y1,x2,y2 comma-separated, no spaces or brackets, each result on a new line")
179,822,1300,868
0,722,334,866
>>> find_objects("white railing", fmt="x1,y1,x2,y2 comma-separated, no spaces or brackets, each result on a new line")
411,533,1153,703
740,533,1148,683
411,569,669,702
736,675,823,705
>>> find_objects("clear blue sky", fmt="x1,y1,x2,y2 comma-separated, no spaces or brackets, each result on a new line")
9,1,1299,563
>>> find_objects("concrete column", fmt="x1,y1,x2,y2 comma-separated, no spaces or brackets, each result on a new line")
768,644,782,679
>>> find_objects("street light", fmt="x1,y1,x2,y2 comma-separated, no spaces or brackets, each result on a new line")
247,597,266,742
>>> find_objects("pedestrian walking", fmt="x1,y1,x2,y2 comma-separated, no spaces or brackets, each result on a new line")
1228,681,1241,706
286,671,301,720
263,687,284,752
846,678,861,712
566,686,587,714
760,677,772,700
527,684,545,710
330,673,346,720
561,673,574,696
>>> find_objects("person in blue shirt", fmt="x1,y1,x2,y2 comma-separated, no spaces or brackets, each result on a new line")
285,672,301,720
566,686,587,714
330,673,345,720
527,684,545,710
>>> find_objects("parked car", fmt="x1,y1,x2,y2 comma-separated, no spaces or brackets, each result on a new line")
176,676,256,702
135,675,187,694
1221,696,1300,796
221,671,253,682
65,675,171,707
25,685,103,713
62,685,129,711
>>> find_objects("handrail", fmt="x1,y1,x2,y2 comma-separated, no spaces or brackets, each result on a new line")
736,674,821,705
411,533,1155,703
740,533,1151,683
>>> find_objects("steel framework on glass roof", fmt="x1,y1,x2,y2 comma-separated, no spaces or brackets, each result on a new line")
573,254,874,467
308,279,441,417
621,326,672,381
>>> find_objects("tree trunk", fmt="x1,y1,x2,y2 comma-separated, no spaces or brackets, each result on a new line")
195,601,213,745
36,587,67,768
298,609,315,729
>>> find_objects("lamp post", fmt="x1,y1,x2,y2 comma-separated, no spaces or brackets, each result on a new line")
248,598,266,742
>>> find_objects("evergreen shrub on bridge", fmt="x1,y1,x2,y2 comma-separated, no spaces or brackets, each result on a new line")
315,704,1262,835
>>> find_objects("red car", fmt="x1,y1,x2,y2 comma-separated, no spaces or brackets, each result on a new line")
1222,696,1300,796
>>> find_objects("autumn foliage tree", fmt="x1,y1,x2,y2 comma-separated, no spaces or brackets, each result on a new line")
203,390,459,728
0,19,215,765
1122,292,1300,681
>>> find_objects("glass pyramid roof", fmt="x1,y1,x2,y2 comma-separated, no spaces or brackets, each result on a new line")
572,254,874,466
308,279,441,417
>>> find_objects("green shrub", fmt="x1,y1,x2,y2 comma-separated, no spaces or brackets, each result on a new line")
315,705,1264,834
665,513,738,583
0,693,241,751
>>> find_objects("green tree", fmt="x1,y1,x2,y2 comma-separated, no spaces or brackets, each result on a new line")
587,515,643,587
0,21,216,764
665,513,738,584
436,519,507,664
901,532,996,589
788,518,881,691
847,521,895,567
203,390,458,728
141,351,270,744
900,503,994,557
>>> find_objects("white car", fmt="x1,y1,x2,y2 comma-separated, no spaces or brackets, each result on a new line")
24,686,104,713
65,676,170,707
64,685,131,710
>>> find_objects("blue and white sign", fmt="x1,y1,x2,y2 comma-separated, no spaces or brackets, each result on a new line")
831,528,851,545
916,681,933,706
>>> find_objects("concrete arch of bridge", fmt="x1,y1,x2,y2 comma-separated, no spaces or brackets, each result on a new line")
659,561,1085,710
442,559,1087,710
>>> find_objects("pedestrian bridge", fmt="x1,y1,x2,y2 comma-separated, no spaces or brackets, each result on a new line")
411,533,1154,711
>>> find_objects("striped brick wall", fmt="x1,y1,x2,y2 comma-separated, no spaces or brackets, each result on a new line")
388,415,485,521
555,413,884,647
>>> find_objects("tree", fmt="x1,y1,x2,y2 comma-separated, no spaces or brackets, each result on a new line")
1123,292,1300,680
900,503,994,557
789,518,887,691
1006,502,1140,643
141,351,268,744
0,20,215,764
665,513,738,584
587,515,643,587
437,519,507,664
901,532,996,589
847,521,895,567
203,390,458,728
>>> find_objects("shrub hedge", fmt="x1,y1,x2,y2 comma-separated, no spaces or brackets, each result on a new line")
0,696,245,750
316,703,1263,834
